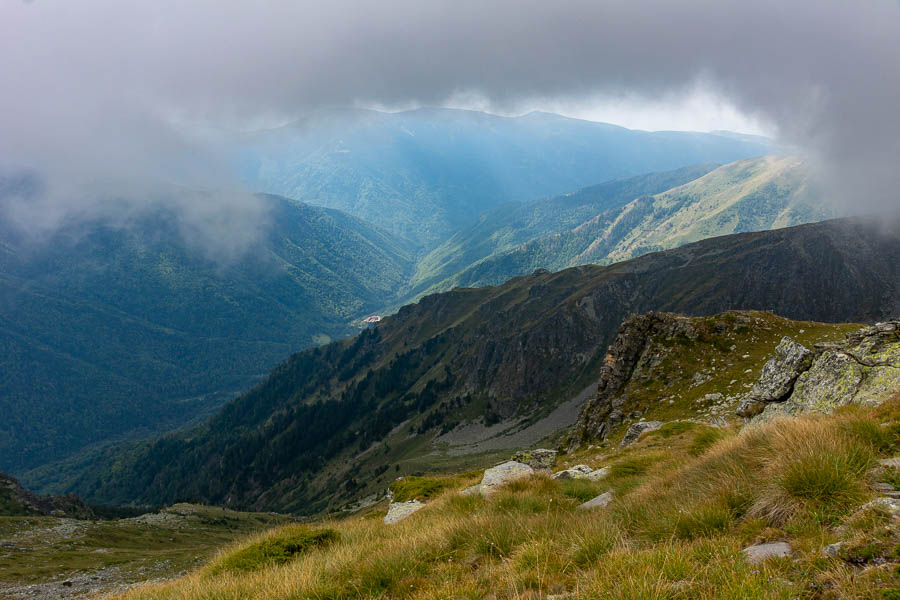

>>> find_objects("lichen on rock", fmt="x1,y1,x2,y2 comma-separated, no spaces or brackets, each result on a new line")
746,320,900,422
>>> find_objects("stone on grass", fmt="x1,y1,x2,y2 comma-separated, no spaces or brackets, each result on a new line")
577,491,613,510
551,465,594,480
860,497,900,513
619,421,663,448
384,500,425,524
879,457,900,468
823,542,843,557
742,542,792,564
464,461,534,496
585,467,610,481
512,449,558,471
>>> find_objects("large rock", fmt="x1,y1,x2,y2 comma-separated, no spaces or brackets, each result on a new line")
462,461,534,496
384,500,425,524
752,321,900,422
736,337,812,418
742,542,792,564
619,421,663,448
577,491,614,510
512,449,558,471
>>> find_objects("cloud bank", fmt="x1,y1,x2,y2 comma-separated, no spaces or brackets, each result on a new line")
1,0,898,240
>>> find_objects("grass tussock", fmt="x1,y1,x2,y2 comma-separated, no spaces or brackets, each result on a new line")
206,525,338,574
115,398,900,600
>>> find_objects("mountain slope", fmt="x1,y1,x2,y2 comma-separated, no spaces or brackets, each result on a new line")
407,163,719,297
235,108,770,248
59,217,900,513
418,156,838,293
0,192,414,474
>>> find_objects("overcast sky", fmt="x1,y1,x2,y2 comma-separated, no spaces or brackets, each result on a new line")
1,0,898,241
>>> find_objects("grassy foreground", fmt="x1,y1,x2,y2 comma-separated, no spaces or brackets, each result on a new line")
115,398,900,600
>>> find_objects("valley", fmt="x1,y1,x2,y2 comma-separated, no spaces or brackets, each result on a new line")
2,145,842,485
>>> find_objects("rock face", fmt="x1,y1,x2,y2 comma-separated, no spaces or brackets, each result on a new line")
742,542,792,564
735,337,811,418
578,491,614,510
384,500,425,524
511,449,558,471
462,461,534,496
0,472,94,519
565,313,700,449
742,321,900,422
619,421,664,448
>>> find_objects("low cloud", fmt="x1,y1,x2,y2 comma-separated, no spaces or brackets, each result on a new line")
1,0,898,242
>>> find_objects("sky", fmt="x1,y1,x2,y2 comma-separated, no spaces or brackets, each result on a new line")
1,0,898,244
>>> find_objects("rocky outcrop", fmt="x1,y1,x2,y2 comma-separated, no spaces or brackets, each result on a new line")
735,337,811,418
619,421,663,448
565,313,701,449
742,321,900,422
461,461,534,496
0,472,94,519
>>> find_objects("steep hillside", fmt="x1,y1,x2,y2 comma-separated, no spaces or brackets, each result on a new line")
57,217,900,513
0,192,414,474
417,156,838,293
235,108,770,248
408,163,718,297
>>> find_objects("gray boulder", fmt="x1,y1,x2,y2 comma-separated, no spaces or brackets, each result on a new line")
879,457,900,468
750,322,900,422
742,541,792,564
512,449,558,471
619,421,663,448
577,491,614,510
736,337,811,418
463,461,534,496
552,465,594,480
585,467,610,481
384,500,425,524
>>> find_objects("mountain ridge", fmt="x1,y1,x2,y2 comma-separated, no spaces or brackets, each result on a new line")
234,107,771,248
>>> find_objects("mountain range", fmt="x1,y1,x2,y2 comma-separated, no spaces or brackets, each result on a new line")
53,217,900,513
0,111,844,486
233,108,772,249
410,155,837,296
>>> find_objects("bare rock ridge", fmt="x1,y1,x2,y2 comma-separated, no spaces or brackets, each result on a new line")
565,312,703,449
743,320,900,421
0,472,94,519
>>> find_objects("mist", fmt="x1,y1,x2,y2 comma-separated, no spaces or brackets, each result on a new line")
1,0,898,249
